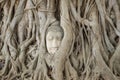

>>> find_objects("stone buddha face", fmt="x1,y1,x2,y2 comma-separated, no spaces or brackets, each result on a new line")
46,22,63,55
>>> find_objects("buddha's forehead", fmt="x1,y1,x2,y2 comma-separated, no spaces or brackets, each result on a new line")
46,25,64,38
46,31,62,37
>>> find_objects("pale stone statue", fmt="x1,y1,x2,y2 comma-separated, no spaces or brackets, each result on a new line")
46,21,64,55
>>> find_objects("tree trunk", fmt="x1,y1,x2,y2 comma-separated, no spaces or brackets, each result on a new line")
0,0,120,80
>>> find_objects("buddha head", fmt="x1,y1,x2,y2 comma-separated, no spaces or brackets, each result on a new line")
46,21,64,55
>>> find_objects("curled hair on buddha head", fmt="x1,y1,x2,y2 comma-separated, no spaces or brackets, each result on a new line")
46,21,64,38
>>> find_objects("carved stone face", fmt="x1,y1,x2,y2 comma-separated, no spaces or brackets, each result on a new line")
46,31,63,54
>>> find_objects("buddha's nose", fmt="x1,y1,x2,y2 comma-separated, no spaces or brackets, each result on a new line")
52,39,58,48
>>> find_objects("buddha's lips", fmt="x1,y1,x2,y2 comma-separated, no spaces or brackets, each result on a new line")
49,47,58,54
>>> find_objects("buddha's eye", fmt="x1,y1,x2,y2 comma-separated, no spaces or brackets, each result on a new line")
56,36,62,41
48,36,53,40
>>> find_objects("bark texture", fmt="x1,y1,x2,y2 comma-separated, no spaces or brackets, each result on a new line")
0,0,120,80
